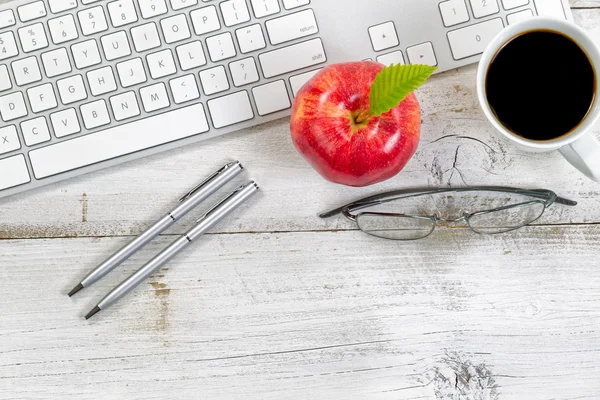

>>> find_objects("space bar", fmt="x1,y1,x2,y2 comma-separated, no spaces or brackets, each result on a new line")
29,104,210,179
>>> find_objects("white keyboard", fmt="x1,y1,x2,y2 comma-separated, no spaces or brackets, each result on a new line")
0,0,572,198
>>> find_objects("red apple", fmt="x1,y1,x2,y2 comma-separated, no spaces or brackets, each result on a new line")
290,61,421,187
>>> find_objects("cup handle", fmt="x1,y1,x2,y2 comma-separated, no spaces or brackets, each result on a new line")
559,133,600,182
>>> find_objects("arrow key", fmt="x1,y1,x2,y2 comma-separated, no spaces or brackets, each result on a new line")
170,74,201,105
407,42,438,67
368,22,399,52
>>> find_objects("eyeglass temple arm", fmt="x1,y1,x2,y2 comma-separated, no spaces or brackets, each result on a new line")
319,187,577,218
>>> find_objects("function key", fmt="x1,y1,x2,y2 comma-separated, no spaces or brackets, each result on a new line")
48,0,78,14
0,10,16,29
368,21,399,52
439,0,470,27
17,1,47,22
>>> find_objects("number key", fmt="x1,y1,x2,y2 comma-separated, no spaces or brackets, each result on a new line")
439,0,470,27
108,0,138,27
48,15,79,45
469,0,499,18
138,0,168,19
78,6,109,35
17,23,49,53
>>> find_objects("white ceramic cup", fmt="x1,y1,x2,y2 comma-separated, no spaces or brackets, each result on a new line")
477,17,600,182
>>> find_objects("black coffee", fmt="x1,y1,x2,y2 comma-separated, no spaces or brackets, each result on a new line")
486,30,595,141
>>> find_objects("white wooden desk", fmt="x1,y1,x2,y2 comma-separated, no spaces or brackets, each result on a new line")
2,1,600,398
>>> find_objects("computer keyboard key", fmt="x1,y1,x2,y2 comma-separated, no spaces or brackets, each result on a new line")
502,0,529,9
191,6,221,36
108,0,138,28
290,68,321,96
27,83,58,113
407,42,437,66
176,41,207,70
377,50,405,67
18,23,49,53
507,9,534,24
253,80,291,116
29,104,210,179
0,155,30,190
469,0,500,18
147,49,177,79
200,65,230,95
101,31,132,61
0,10,16,29
138,0,168,19
72,40,102,69
41,48,72,78
12,56,42,86
447,18,504,60
0,126,21,155
251,0,280,18
131,23,161,52
140,82,170,112
282,0,310,10
368,22,399,52
57,75,87,104
77,6,109,36
17,1,46,22
533,0,565,18
0,32,19,61
50,108,81,137
206,32,236,62
48,15,79,45
21,117,51,146
439,0,470,27
116,58,147,87
220,0,251,27
48,0,78,14
87,66,118,96
236,24,266,54
81,0,104,3
266,9,318,45
208,91,254,128
170,0,198,10
0,92,28,121
81,99,111,129
230,58,260,87
110,91,141,121
259,38,326,79
0,65,11,92
170,75,201,104
161,14,191,44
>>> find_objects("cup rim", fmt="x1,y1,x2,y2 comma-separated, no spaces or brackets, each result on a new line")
476,17,600,149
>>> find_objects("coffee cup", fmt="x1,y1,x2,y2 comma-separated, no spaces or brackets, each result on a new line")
477,17,600,182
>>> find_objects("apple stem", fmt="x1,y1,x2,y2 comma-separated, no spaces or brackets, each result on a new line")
354,110,371,124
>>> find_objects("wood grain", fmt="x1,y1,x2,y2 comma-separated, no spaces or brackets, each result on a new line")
1,227,600,399
2,1,600,399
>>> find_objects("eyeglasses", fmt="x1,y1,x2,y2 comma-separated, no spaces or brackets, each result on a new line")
320,187,577,240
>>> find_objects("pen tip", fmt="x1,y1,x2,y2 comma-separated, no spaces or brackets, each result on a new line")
85,306,101,320
68,283,84,297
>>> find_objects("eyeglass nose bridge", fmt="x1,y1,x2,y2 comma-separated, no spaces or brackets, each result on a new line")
431,213,471,224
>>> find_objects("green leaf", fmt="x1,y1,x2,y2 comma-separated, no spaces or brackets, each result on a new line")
369,64,437,117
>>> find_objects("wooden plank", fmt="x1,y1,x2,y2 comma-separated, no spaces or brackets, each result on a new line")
1,226,600,399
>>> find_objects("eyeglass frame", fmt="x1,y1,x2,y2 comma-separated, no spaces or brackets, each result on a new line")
319,187,578,240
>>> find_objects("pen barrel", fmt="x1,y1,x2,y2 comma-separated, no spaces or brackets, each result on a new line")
82,214,175,287
170,162,244,219
99,236,190,309
187,181,259,241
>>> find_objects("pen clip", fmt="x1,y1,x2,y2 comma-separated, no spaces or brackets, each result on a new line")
179,162,240,202
197,181,256,222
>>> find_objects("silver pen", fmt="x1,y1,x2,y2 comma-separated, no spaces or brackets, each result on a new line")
84,181,260,319
68,161,244,297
